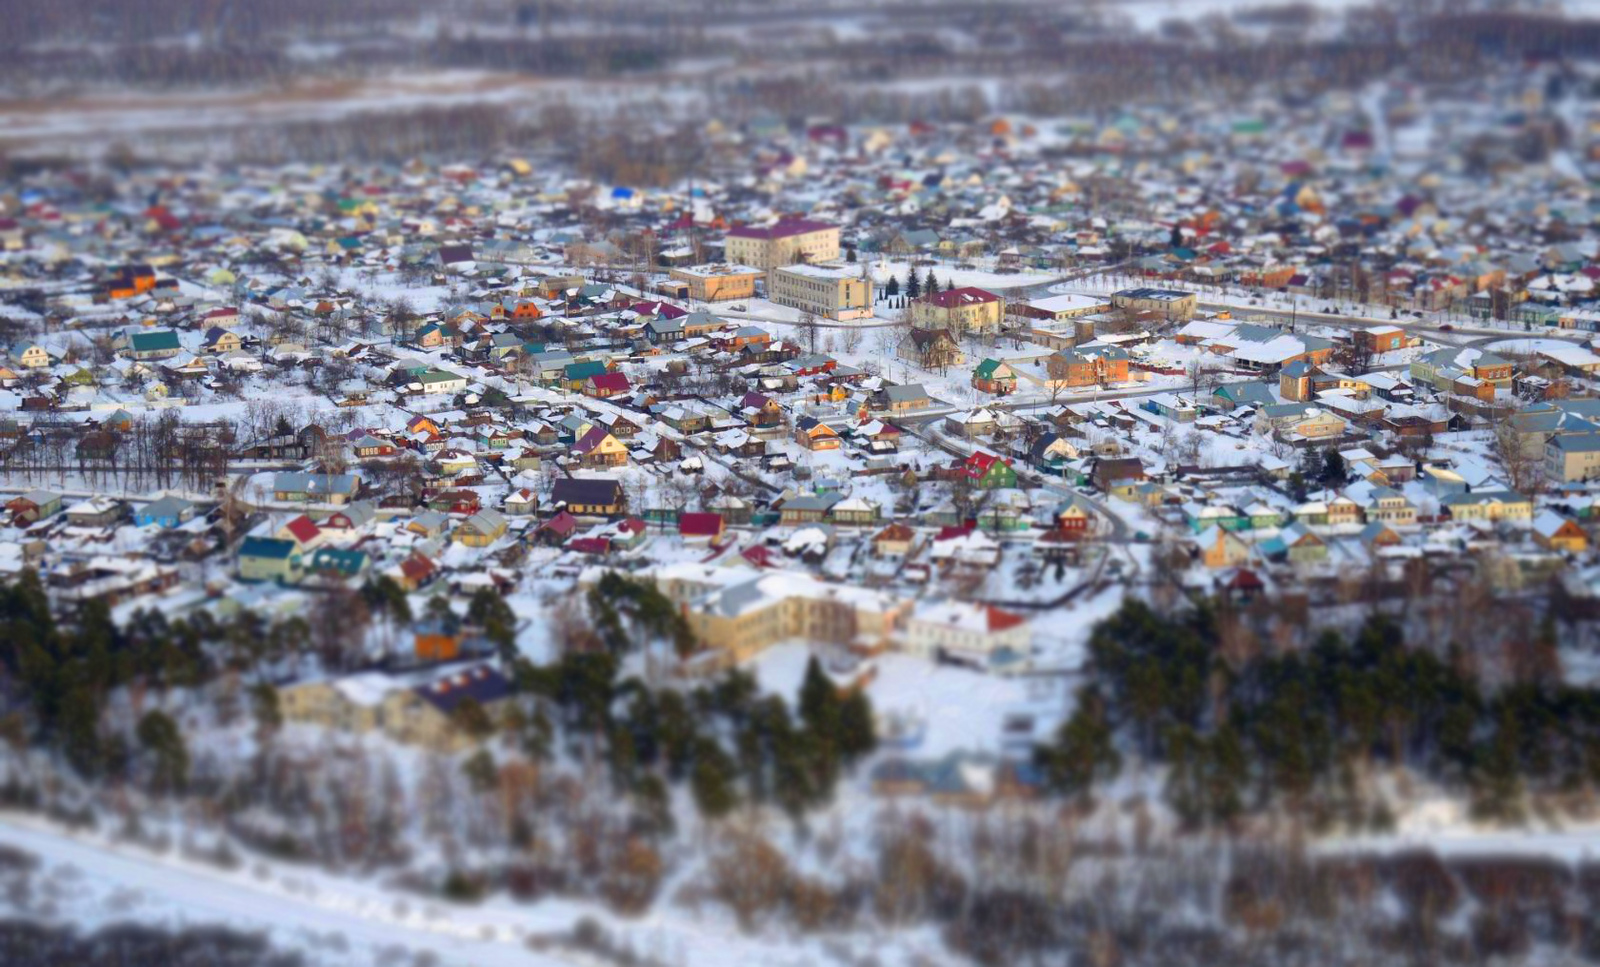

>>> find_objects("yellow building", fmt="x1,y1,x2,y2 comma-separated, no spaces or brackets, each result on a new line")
1533,511,1587,553
9,342,50,369
1441,490,1533,523
724,219,839,270
669,263,764,303
279,663,514,753
629,564,910,664
1198,525,1251,569
910,287,1005,334
769,264,872,320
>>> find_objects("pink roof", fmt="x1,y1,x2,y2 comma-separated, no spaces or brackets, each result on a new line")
589,372,631,393
725,219,835,240
630,300,687,319
925,287,1000,308
678,512,724,538
741,545,776,568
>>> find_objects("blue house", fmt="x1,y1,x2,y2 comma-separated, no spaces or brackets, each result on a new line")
135,495,195,528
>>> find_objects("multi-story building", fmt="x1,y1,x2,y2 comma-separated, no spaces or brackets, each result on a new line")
903,602,1030,669
639,564,911,665
768,263,872,320
723,219,839,270
1546,431,1600,482
1112,287,1198,321
910,287,1004,333
1046,346,1131,387
668,263,765,302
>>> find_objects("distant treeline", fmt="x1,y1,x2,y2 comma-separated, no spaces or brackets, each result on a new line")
1037,599,1600,830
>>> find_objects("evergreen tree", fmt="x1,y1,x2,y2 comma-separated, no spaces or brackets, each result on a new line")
838,689,876,763
60,682,103,776
136,709,187,795
468,587,518,659
924,268,938,295
799,656,841,744
250,683,282,736
1472,704,1525,822
462,748,498,792
1206,721,1249,823
845,247,857,263
691,737,740,819
1298,447,1325,484
1322,448,1347,486
906,271,920,299
1170,222,1184,249
1164,723,1207,827
1036,687,1121,799
886,276,899,298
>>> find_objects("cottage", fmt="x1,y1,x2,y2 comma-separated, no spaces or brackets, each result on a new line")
794,416,841,451
573,427,629,468
238,536,301,583
1532,510,1586,553
135,495,195,529
455,509,509,547
872,522,916,557
65,496,127,528
6,489,62,524
273,472,361,505
678,512,726,544
551,478,625,517
972,359,1017,396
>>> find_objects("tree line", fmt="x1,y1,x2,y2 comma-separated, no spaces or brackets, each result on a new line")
1037,599,1595,829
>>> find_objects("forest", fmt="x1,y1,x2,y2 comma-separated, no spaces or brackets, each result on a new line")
1037,598,1600,830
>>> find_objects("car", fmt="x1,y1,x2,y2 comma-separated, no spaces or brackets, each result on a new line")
1439,323,1454,332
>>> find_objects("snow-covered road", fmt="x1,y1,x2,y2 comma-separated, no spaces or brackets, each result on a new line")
0,813,580,967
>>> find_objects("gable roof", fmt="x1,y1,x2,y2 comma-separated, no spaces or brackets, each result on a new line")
551,477,622,506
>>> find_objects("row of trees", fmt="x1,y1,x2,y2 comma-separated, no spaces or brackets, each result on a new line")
1038,599,1591,829
883,268,958,301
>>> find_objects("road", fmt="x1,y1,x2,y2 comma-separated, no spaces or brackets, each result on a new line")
1191,299,1590,351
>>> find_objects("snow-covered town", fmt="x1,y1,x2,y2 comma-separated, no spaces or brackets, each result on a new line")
9,2,1600,965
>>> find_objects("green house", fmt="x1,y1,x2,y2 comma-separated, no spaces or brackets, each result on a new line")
127,329,182,361
965,452,1018,490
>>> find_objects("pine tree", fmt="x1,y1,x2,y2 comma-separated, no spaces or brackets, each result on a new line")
799,656,841,742
250,683,282,736
845,247,857,263
691,738,740,819
886,276,899,298
60,682,103,776
1298,447,1325,483
924,268,938,296
136,709,187,795
906,271,920,299
838,689,876,762
1170,222,1184,249
462,748,498,792
1322,448,1347,486
1036,687,1120,799
1206,721,1249,823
